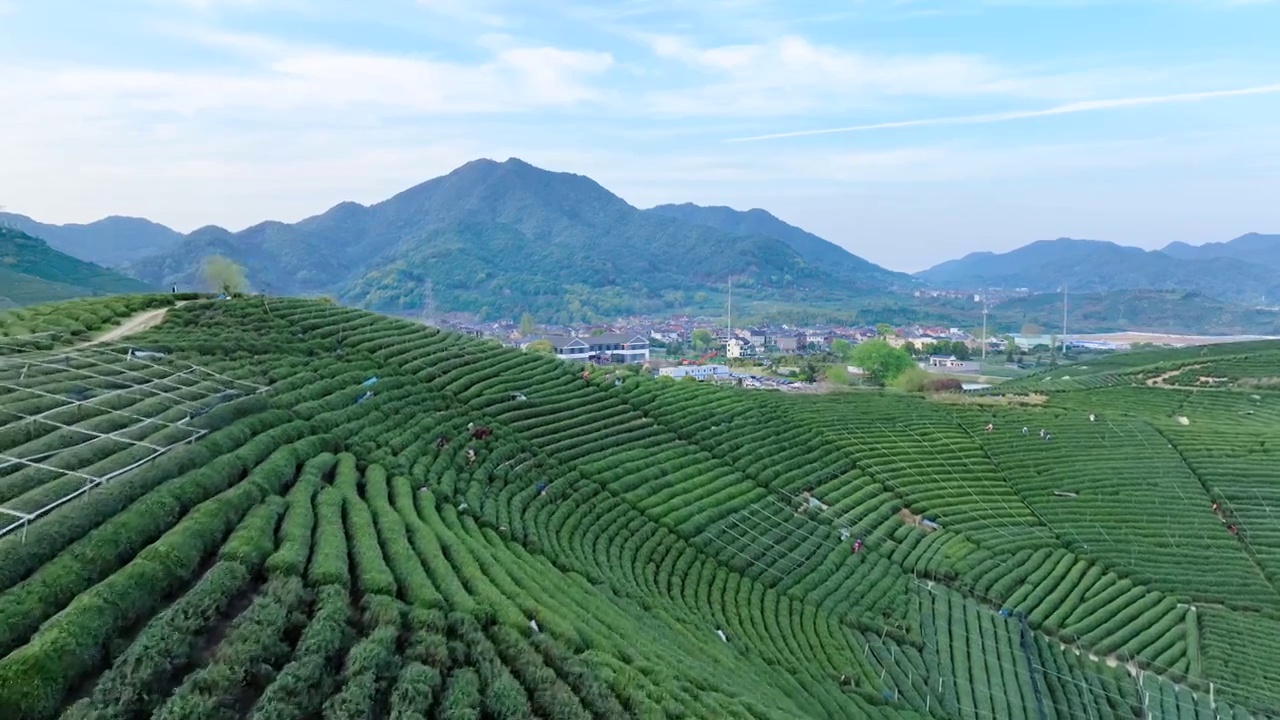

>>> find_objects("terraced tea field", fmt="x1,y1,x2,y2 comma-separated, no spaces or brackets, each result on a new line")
1,296,1278,719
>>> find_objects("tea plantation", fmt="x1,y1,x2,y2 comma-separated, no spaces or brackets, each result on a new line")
1,296,1278,720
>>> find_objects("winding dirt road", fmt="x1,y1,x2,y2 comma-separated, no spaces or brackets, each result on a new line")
72,301,186,350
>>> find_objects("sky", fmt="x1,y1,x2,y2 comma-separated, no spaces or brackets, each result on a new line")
1,0,1278,272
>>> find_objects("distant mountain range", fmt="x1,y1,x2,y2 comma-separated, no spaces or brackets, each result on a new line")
1161,233,1280,269
917,236,1280,307
3,157,1277,334
996,289,1280,337
0,228,153,308
0,212,183,267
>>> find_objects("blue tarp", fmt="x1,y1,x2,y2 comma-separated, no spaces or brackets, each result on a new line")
356,391,374,404
361,376,378,387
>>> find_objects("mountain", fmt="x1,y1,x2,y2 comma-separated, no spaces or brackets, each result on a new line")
917,238,1280,306
0,212,184,267
1162,232,1280,269
645,203,908,290
122,158,885,322
0,227,154,307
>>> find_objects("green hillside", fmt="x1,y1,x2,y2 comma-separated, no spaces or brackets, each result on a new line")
998,338,1280,393
122,158,889,323
0,227,154,306
0,212,185,267
1,296,1278,719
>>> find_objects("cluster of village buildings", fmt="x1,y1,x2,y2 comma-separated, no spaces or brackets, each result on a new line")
442,315,990,371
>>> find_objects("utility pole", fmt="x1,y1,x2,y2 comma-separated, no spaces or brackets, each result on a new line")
1061,285,1068,355
981,290,989,363
726,275,733,359
420,279,436,327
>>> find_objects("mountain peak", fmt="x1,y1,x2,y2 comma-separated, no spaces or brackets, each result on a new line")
1160,231,1280,268
644,201,905,290
918,233,1279,305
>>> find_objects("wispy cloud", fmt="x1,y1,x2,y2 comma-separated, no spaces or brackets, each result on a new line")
725,82,1280,141
639,34,1047,117
0,29,615,118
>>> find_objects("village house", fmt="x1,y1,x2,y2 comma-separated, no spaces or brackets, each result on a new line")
745,328,769,347
650,329,684,344
775,333,807,353
725,337,755,359
805,333,830,349
522,333,651,363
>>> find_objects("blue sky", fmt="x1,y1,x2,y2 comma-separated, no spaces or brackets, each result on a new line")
0,0,1277,271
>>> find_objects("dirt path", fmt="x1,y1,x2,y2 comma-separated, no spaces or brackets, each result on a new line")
1145,364,1206,387
73,301,185,349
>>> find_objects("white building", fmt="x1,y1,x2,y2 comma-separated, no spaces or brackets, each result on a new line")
523,334,650,363
927,355,980,373
659,364,732,380
725,337,753,359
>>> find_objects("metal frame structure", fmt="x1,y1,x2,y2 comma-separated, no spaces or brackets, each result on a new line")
0,343,268,541
705,492,833,583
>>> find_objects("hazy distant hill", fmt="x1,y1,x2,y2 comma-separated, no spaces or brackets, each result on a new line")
1162,232,1280,269
0,212,184,267
645,203,908,291
917,238,1280,306
0,227,153,307
117,158,893,322
995,288,1280,336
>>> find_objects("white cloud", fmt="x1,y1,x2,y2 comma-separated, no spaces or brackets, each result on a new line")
636,34,1169,117
726,82,1280,141
0,40,614,118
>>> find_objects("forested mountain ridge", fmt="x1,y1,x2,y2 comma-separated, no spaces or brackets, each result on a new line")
0,212,184,267
645,202,908,291
118,158,889,322
0,227,153,307
917,237,1280,306
1162,232,1280,269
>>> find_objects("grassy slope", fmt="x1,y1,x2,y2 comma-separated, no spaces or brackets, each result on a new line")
0,228,153,306
0,296,1277,719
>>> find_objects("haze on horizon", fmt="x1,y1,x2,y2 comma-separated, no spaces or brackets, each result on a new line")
1,0,1277,273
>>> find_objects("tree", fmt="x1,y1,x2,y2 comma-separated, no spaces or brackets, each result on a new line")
666,340,684,357
830,338,853,360
825,364,850,385
850,340,914,384
797,359,818,383
950,341,971,360
519,313,536,337
526,339,554,355
876,323,894,339
903,341,918,357
202,255,247,295
1003,335,1017,363
691,329,714,352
